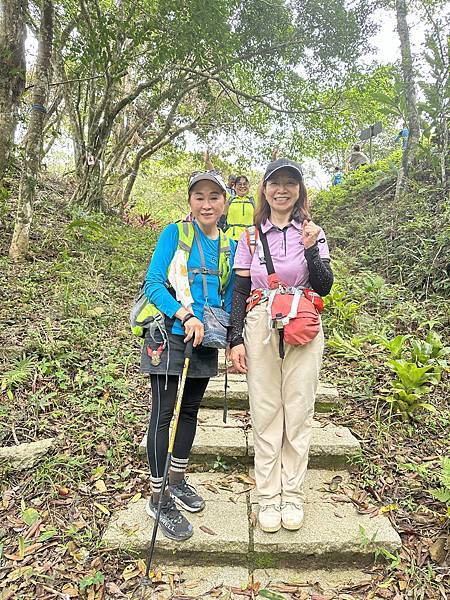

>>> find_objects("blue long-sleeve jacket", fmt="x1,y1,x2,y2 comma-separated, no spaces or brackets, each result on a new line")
144,222,236,336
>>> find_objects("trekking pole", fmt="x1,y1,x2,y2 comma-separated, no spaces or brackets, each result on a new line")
144,339,194,578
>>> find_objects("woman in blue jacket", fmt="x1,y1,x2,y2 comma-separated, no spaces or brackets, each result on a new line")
141,171,236,541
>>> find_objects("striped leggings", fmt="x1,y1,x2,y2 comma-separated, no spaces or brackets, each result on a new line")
147,374,209,489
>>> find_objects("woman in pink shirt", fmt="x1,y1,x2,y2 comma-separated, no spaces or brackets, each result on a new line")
229,158,333,533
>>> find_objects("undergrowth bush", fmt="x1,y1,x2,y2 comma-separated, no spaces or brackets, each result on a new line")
314,151,450,296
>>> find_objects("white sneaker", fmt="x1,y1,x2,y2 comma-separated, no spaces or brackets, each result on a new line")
258,504,281,532
281,502,304,530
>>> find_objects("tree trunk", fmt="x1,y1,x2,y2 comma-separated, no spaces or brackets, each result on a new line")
71,160,106,211
395,0,420,175
9,0,53,260
0,0,27,181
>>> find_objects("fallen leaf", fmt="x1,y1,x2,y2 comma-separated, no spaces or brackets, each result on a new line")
199,525,217,536
380,503,399,514
429,537,447,564
130,492,141,503
21,508,40,526
61,583,79,597
93,502,110,515
328,475,343,492
87,306,105,316
259,590,288,600
95,442,108,456
94,479,107,493
183,579,202,590
121,565,140,581
91,465,106,481
105,582,127,597
236,474,256,486
331,494,349,503
137,559,147,575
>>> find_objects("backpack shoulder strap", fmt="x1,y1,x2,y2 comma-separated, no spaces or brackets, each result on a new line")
245,225,259,255
258,226,275,275
176,220,195,253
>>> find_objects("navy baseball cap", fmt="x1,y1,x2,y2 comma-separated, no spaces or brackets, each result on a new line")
263,158,303,182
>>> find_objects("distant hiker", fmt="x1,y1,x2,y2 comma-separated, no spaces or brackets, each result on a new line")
224,175,255,240
332,166,343,185
229,158,334,533
141,171,236,541
395,126,409,150
348,144,369,170
226,174,237,201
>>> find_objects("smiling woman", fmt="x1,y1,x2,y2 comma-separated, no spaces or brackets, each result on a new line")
138,171,236,542
189,178,226,232
230,157,334,534
224,174,255,241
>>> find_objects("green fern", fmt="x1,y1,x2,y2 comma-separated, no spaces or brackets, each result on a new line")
429,458,450,515
1,356,36,397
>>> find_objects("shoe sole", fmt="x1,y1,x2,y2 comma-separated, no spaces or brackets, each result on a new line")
259,523,282,533
281,521,304,531
145,503,194,541
173,496,205,513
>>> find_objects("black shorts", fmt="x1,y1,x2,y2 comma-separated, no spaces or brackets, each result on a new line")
140,317,218,378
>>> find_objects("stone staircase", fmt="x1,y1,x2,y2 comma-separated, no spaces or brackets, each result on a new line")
103,371,401,596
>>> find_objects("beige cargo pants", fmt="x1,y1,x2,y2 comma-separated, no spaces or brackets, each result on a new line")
244,303,324,506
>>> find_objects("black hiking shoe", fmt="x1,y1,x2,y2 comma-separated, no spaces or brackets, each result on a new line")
146,496,193,541
169,477,205,513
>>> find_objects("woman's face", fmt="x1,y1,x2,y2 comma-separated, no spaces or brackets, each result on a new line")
264,168,300,215
189,180,225,228
235,178,249,196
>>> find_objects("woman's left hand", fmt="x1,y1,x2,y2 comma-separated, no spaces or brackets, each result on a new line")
302,219,321,249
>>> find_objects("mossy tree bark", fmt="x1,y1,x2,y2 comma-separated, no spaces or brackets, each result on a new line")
9,0,53,261
0,0,27,182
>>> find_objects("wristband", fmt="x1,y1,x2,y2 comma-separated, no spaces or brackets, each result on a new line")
182,313,195,326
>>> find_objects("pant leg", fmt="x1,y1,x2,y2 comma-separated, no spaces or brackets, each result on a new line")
281,327,324,503
172,377,209,459
147,374,178,478
245,304,283,506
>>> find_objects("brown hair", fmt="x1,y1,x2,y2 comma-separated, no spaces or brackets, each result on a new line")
254,176,310,227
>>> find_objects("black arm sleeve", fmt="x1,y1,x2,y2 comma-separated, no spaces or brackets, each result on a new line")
304,243,334,296
230,274,251,348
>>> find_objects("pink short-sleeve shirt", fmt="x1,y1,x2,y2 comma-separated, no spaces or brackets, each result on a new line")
233,219,330,289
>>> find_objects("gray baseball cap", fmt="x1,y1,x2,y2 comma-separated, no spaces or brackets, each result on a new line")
188,170,227,193
263,158,303,182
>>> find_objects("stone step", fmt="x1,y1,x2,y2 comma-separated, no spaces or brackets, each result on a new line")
202,373,339,412
139,409,360,470
102,471,401,570
124,563,374,598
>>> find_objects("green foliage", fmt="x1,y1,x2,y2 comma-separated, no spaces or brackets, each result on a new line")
314,151,450,297
1,355,36,399
323,285,363,333
79,571,104,592
327,331,364,360
386,360,436,420
377,335,410,359
417,29,449,187
429,458,450,516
